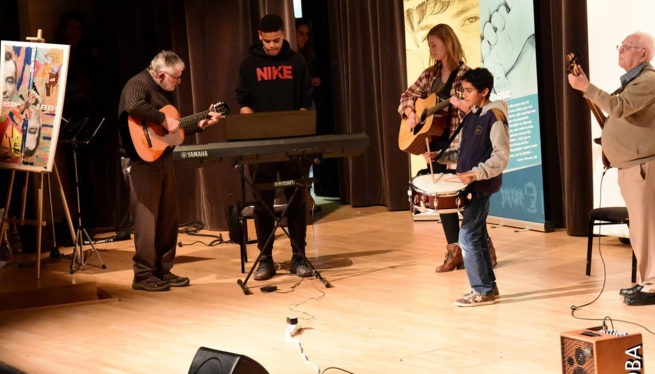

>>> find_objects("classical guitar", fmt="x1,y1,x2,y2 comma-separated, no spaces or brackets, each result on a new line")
566,52,610,168
398,93,451,155
121,102,230,162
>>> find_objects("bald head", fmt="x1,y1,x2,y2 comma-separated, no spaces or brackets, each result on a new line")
631,32,655,61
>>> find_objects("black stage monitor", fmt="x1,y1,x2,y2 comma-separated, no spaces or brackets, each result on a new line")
188,347,269,374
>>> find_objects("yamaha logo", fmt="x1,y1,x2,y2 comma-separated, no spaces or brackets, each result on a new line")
181,151,208,159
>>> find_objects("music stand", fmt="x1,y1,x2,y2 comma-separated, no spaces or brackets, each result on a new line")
59,117,107,273
228,111,332,295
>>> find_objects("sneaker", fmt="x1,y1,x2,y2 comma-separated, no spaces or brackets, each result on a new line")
454,290,497,307
161,272,190,287
132,276,171,292
254,256,276,281
290,256,313,278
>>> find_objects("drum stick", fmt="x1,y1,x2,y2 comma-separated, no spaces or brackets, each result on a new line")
425,138,435,183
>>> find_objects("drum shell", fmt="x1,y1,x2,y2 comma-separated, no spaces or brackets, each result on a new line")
408,174,469,213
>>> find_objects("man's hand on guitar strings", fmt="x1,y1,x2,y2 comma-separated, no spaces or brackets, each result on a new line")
163,116,180,134
201,104,222,129
568,65,590,93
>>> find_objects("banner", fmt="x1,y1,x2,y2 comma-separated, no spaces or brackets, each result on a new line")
403,0,550,231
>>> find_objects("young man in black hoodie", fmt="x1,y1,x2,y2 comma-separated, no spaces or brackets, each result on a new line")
235,14,313,281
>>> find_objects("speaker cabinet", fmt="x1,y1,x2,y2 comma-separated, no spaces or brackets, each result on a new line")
188,347,269,374
560,328,644,374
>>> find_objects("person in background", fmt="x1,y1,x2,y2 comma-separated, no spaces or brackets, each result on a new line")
296,18,321,89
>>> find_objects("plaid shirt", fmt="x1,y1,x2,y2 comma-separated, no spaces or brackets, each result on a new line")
399,62,470,151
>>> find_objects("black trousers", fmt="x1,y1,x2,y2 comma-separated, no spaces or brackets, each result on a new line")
128,154,179,280
249,159,310,258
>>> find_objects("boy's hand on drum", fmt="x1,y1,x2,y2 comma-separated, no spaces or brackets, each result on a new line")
422,151,436,163
457,171,476,185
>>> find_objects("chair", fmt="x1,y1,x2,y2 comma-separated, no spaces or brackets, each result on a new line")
586,207,636,283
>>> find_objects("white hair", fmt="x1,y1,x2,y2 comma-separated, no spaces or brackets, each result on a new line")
633,31,655,61
149,50,185,73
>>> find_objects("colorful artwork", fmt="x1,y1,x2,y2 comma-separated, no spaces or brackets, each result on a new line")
1,41,69,172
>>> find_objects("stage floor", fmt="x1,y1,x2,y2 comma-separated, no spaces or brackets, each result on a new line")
0,199,649,374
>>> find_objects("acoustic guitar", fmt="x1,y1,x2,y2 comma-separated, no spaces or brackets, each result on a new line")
398,93,450,155
121,102,230,162
566,52,611,168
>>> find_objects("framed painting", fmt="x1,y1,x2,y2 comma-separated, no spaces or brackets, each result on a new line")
1,40,69,172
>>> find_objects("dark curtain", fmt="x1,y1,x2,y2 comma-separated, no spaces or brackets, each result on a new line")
2,0,595,239
535,0,592,235
300,0,340,198
327,1,410,209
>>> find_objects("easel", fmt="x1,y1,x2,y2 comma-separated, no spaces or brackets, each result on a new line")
0,29,76,279
1,165,76,279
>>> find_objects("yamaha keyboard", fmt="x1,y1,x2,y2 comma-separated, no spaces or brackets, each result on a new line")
173,133,369,165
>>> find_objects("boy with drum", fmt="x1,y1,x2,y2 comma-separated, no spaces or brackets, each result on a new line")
425,67,510,307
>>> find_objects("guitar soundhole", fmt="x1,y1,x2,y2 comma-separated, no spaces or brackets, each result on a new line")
412,109,429,135
419,110,428,125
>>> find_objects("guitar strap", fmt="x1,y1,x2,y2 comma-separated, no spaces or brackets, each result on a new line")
428,66,462,157
439,67,460,99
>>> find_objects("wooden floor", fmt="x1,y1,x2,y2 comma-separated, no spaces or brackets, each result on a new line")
0,199,651,374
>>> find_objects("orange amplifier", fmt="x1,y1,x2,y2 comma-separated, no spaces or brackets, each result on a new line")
560,327,644,374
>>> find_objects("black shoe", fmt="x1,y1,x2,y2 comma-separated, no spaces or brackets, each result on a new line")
161,272,190,287
254,256,276,281
290,256,313,278
623,291,655,306
619,284,643,297
132,276,171,292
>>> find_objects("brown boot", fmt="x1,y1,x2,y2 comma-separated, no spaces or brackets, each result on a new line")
435,243,464,273
488,237,497,268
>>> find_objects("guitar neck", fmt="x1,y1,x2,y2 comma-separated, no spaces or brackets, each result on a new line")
424,99,450,117
179,110,210,130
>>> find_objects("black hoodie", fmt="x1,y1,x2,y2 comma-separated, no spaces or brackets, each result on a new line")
235,40,313,112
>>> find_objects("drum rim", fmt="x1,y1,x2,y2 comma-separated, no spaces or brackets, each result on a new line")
409,174,466,196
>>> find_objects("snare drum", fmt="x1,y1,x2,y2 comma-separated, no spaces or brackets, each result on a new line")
408,174,469,213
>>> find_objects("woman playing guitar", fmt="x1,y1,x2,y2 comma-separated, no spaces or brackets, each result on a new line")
398,23,497,273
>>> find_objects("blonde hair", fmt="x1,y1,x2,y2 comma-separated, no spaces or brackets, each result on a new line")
426,24,465,71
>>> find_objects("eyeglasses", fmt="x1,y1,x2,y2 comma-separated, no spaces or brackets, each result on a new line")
163,71,182,81
616,44,646,53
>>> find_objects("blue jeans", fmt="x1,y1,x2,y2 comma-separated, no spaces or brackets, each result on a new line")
459,192,496,295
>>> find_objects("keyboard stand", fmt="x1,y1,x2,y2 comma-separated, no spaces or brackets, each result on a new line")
235,155,333,295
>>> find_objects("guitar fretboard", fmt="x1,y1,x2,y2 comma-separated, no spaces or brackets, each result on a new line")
180,110,211,130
